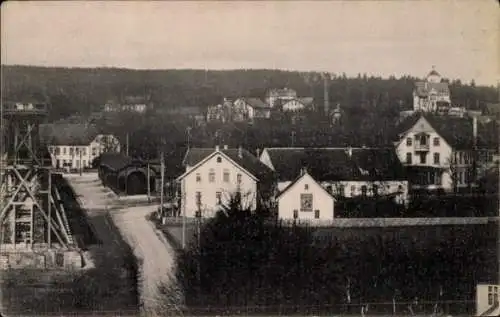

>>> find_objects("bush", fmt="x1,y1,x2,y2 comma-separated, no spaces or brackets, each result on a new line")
163,200,496,315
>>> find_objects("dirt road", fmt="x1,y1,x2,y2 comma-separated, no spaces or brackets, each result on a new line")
66,173,177,315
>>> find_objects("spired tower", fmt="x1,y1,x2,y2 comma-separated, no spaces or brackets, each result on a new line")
0,101,81,269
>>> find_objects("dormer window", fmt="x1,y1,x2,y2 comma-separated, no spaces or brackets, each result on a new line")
216,157,222,163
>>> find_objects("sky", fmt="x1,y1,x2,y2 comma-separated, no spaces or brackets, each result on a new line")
1,0,499,86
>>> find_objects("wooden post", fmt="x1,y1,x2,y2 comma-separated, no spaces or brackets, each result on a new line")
48,169,51,248
147,162,151,203
160,150,164,219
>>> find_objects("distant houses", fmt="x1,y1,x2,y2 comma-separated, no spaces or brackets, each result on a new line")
206,88,314,123
103,95,153,113
413,67,451,113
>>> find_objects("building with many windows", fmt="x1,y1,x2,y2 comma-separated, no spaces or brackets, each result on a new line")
413,68,451,113
394,113,498,191
177,146,274,218
39,123,120,170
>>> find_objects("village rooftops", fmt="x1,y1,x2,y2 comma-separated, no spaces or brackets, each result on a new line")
238,97,270,109
262,147,406,182
181,146,274,181
39,123,100,146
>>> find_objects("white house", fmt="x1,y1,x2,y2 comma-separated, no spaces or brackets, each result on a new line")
265,88,297,108
394,113,498,191
40,123,120,169
281,97,314,112
177,146,274,218
276,168,335,221
413,68,451,113
103,96,151,113
260,147,409,205
233,98,271,120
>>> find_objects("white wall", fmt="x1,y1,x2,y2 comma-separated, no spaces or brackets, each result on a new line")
278,173,334,220
48,134,120,169
180,151,258,218
282,100,305,112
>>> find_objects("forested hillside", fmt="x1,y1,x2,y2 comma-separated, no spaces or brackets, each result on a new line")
2,65,497,121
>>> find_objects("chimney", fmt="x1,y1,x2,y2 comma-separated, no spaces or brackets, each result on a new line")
223,145,228,150
346,147,353,158
238,146,243,159
323,73,329,115
300,166,307,176
215,145,220,151
472,116,478,148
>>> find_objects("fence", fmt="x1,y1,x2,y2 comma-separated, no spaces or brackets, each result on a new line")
2,300,476,316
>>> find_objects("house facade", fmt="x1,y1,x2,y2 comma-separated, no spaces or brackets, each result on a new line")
103,96,151,113
413,68,451,113
276,169,335,221
233,98,271,120
177,146,273,218
281,98,314,112
265,88,297,108
260,147,409,205
40,124,120,169
394,113,498,191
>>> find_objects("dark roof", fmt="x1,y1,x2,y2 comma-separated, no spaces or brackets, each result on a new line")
395,113,499,150
241,98,269,109
263,147,407,182
427,69,441,77
99,152,133,171
182,147,274,180
414,81,449,96
39,123,99,145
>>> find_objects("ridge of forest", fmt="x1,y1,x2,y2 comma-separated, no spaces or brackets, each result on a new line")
2,65,498,121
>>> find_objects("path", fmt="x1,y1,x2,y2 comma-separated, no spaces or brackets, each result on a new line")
66,173,177,315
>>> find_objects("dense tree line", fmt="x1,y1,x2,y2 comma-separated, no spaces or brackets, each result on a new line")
169,201,496,315
3,65,498,122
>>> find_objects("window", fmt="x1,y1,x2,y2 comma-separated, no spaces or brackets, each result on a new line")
209,169,215,183
75,148,80,155
55,147,61,155
63,147,67,155
336,185,345,196
216,192,222,205
397,185,403,193
92,147,97,156
304,184,309,190
293,209,298,219
406,153,412,164
196,173,201,182
433,153,440,164
372,184,379,196
69,147,74,155
361,185,368,196
223,169,230,182
82,148,87,156
236,173,242,184
216,156,222,163
406,138,412,146
314,210,320,219
419,153,426,164
195,192,202,206
350,185,356,195
82,160,86,167
433,137,440,146
300,193,313,211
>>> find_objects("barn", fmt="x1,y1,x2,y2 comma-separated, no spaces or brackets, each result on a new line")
98,152,157,195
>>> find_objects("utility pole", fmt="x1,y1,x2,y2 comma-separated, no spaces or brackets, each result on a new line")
79,149,82,176
160,147,165,221
126,132,129,157
291,131,296,147
147,161,151,203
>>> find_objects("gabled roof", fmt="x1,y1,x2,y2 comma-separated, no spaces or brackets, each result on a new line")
39,123,99,146
395,113,499,150
298,97,314,106
99,152,133,171
262,147,406,182
239,98,269,109
414,81,449,96
179,147,274,181
276,170,336,200
427,69,441,77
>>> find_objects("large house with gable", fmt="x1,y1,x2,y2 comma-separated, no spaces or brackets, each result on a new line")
394,113,498,191
177,145,274,218
259,147,409,205
413,68,451,113
233,97,271,120
39,123,120,170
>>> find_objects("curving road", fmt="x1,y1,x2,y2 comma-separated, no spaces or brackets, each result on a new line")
66,173,177,316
